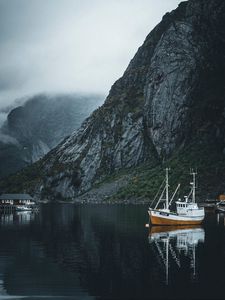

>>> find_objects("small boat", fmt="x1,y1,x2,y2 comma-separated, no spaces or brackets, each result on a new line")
200,199,218,209
148,169,205,226
15,205,33,212
215,201,225,213
205,199,218,204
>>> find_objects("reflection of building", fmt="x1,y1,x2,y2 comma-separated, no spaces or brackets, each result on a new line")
148,226,205,284
0,279,7,296
0,212,35,227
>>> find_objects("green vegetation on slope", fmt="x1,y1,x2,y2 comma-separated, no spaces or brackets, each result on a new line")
113,142,225,202
0,160,43,194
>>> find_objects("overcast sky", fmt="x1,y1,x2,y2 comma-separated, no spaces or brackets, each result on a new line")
0,0,182,109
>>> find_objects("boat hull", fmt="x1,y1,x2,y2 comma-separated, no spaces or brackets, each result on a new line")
148,209,204,226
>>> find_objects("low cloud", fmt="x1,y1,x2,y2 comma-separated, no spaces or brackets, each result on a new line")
0,0,182,109
0,112,8,127
0,133,19,146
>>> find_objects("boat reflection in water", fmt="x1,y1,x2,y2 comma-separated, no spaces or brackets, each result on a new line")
148,226,205,285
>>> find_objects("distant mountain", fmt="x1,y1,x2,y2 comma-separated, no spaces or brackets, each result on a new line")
1,0,225,200
0,94,104,177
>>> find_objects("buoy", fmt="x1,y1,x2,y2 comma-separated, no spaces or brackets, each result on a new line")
145,223,149,228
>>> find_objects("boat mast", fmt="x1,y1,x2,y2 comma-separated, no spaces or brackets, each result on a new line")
190,169,197,203
166,168,169,210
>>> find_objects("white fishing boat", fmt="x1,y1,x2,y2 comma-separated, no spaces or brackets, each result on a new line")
148,169,205,225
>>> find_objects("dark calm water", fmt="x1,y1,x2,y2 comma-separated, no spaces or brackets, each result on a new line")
0,204,224,300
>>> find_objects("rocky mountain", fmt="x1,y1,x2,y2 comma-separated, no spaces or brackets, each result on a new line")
1,0,225,200
0,94,103,177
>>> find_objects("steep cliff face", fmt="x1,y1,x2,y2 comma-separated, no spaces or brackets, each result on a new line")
145,0,225,157
2,0,225,199
0,94,103,177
